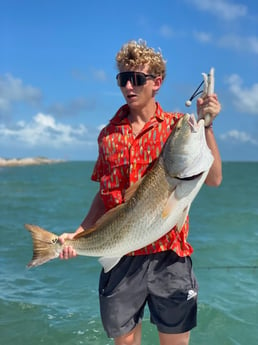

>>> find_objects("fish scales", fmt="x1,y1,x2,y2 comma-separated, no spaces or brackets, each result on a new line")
64,160,172,257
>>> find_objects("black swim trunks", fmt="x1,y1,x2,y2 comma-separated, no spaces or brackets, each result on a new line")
99,250,198,338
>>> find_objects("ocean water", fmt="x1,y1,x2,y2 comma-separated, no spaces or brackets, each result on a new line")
0,161,257,345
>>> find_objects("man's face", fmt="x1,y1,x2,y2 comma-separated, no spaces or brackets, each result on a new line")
118,66,161,110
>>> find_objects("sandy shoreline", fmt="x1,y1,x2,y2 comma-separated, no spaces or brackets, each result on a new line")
0,157,65,167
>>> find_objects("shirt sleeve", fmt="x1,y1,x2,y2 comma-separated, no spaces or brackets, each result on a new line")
91,133,105,182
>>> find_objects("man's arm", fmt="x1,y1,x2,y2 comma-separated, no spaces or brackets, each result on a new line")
197,94,222,187
204,126,222,186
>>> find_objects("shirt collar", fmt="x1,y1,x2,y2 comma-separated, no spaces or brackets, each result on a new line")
110,102,166,125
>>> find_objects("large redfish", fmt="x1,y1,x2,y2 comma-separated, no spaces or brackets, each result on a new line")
25,113,213,272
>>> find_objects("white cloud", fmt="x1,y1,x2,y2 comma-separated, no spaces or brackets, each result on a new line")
72,68,107,82
192,31,258,57
248,36,258,54
0,113,93,148
97,124,106,131
159,25,174,39
92,68,107,82
189,0,247,21
193,31,212,43
218,34,258,55
0,73,41,115
225,74,258,115
220,130,258,146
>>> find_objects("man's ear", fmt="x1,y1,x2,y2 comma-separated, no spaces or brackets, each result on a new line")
153,76,163,93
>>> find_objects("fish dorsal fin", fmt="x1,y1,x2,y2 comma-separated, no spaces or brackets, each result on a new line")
74,203,126,239
74,178,144,240
73,225,98,239
124,178,144,202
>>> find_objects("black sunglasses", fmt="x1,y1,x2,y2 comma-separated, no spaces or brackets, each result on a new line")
116,71,156,87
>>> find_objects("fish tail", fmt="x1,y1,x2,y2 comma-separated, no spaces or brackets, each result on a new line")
25,224,61,268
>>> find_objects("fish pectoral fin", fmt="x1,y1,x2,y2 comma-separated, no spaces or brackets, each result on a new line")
176,205,190,232
98,256,122,273
162,190,178,219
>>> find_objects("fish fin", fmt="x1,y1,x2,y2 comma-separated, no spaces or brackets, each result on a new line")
161,189,178,219
74,203,126,239
124,178,144,202
75,179,145,240
74,225,98,239
24,224,60,268
98,256,122,273
176,205,190,232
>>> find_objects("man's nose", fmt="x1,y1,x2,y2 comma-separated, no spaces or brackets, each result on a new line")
125,80,133,88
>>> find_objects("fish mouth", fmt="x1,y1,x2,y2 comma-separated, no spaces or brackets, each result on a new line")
188,113,204,132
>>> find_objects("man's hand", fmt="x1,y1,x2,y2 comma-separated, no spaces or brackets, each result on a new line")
59,233,77,260
197,94,221,126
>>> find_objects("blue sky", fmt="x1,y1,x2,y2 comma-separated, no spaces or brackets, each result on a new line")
0,0,257,161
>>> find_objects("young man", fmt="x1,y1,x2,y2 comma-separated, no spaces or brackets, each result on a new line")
59,40,222,345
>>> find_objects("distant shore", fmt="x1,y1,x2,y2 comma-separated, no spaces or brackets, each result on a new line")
0,157,65,167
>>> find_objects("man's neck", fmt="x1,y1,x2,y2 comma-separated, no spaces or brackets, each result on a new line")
129,101,157,124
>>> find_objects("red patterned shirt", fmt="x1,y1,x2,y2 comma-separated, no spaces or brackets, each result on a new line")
91,102,193,257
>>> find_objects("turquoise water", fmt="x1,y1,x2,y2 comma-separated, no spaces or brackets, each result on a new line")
0,162,257,345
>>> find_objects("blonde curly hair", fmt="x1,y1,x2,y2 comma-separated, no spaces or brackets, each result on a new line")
116,39,166,80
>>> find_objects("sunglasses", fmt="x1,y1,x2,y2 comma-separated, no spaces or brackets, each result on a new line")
116,71,156,87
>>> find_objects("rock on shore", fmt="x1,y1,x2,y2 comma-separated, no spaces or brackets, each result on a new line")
0,157,64,167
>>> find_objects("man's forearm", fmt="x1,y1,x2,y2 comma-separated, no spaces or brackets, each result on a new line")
205,127,222,186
